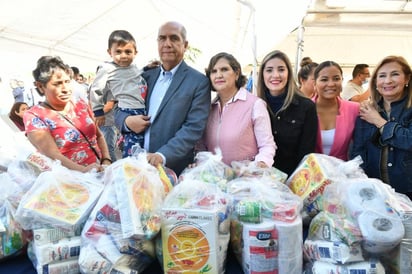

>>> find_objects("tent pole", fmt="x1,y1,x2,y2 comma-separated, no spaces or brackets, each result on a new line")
251,4,257,95
238,0,257,94
295,19,305,76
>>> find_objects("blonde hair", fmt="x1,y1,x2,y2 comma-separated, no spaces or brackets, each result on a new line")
257,50,301,114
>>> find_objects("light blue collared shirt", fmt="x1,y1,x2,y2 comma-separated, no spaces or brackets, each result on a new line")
144,64,180,155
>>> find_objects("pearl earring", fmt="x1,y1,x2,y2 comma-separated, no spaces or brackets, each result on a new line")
406,84,409,87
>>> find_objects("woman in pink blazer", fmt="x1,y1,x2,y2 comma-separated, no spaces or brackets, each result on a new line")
313,61,360,160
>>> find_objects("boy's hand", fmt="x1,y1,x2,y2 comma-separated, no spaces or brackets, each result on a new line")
147,59,161,68
103,100,116,113
95,116,105,127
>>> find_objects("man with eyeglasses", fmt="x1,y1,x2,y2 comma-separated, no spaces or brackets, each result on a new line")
341,63,371,102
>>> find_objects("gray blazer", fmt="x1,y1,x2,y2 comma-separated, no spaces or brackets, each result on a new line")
115,61,211,175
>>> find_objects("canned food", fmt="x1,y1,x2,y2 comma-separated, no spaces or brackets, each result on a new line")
236,201,261,223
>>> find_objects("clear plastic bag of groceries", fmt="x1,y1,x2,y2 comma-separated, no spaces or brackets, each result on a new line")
160,178,232,274
319,177,404,255
227,177,302,224
179,149,235,191
0,199,28,261
80,163,156,274
15,162,104,231
104,152,166,240
231,160,288,184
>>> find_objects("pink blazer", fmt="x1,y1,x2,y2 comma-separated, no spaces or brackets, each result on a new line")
314,97,360,160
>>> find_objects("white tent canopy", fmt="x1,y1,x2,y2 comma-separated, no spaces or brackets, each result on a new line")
1,0,412,83
276,0,412,76
0,0,307,79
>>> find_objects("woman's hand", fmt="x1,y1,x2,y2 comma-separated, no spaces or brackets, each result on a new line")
256,161,268,168
81,163,104,173
359,101,387,128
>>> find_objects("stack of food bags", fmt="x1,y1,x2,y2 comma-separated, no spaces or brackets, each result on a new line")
15,162,104,273
0,152,53,263
80,153,169,273
160,177,232,274
27,226,82,274
227,177,303,274
286,153,366,223
305,177,403,273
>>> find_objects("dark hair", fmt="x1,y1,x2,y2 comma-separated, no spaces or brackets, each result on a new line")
257,50,300,113
71,66,80,75
9,102,28,131
297,62,318,86
370,55,412,109
314,61,343,81
205,52,247,90
300,57,313,67
108,30,136,50
352,63,369,78
32,56,71,96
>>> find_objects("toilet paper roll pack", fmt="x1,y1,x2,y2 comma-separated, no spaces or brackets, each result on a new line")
241,217,303,274
242,219,278,274
342,179,389,218
273,217,302,258
358,210,404,254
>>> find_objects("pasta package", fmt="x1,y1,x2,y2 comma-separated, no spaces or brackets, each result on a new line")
286,154,345,217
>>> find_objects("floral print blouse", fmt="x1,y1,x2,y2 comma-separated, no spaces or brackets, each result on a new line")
24,99,101,166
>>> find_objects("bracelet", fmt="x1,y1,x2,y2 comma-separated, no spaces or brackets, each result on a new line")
378,122,387,129
100,157,113,164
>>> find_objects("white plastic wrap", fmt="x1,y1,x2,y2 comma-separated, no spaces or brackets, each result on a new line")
358,210,404,254
80,156,159,274
0,200,27,260
180,149,235,191
15,163,104,230
307,211,362,247
109,155,166,239
231,160,288,183
227,177,303,274
161,179,232,274
320,178,404,256
286,154,347,218
228,177,302,223
304,239,364,264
